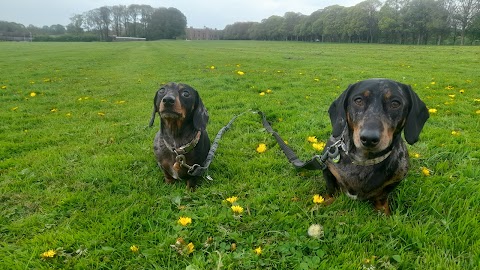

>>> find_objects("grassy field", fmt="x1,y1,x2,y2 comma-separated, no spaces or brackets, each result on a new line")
0,41,479,269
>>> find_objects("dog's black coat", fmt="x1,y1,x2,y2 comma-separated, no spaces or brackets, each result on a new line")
149,82,210,188
323,79,429,214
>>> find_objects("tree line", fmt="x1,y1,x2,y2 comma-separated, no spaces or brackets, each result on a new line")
224,0,480,45
69,5,187,41
1,4,187,41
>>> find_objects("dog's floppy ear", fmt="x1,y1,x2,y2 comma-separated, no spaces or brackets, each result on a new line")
148,89,162,127
328,83,355,137
193,91,209,131
402,83,429,145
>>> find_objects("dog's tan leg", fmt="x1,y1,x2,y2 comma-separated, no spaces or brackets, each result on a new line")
374,198,391,216
186,179,196,191
164,173,175,184
323,194,336,206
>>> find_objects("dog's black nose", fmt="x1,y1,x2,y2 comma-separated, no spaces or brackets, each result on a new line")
360,129,380,147
162,96,175,106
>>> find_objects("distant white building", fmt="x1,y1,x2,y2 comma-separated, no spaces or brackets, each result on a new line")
111,36,146,42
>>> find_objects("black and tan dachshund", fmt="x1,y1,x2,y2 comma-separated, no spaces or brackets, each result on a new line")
323,79,429,215
149,82,210,189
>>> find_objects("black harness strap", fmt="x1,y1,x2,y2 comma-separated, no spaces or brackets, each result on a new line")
259,111,340,171
186,111,250,177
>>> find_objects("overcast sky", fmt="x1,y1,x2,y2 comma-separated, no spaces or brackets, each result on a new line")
1,0,363,30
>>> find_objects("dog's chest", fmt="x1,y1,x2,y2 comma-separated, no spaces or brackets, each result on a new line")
327,145,409,200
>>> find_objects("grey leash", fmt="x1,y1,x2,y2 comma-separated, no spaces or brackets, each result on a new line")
184,110,251,177
258,111,342,171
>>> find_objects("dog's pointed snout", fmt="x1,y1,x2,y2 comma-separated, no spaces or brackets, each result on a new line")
360,129,380,147
162,96,175,105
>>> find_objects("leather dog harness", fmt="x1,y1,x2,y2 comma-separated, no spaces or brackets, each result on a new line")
163,130,202,173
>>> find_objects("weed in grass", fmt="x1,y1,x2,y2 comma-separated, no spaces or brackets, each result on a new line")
1,41,479,269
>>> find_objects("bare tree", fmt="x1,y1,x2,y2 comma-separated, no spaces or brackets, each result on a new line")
111,5,126,36
99,6,111,40
128,4,141,37
455,0,480,44
139,5,154,37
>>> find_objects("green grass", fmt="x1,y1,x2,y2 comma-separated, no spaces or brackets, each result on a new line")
1,41,479,269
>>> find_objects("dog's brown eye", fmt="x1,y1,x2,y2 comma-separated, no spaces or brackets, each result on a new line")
182,91,191,98
354,97,364,106
391,100,401,109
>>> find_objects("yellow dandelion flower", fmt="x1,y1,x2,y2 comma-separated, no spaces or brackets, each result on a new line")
66,113,71,117
130,245,139,253
231,205,244,214
474,99,480,102
421,167,431,176
476,110,480,114
178,216,192,226
44,78,51,82
266,89,272,94
237,71,245,75
236,64,241,67
312,142,325,151
1,85,6,89
186,242,195,254
459,89,465,94
210,65,215,69
451,130,460,136
30,81,35,84
30,92,37,97
50,108,58,112
259,92,265,96
40,249,56,259
313,194,324,204
256,143,267,153
307,136,318,143
254,246,262,255
411,153,420,158
428,108,437,113
226,196,238,204
115,100,126,104
430,82,436,85
446,86,454,90
314,78,320,82
97,112,105,116
448,94,455,98
11,107,18,111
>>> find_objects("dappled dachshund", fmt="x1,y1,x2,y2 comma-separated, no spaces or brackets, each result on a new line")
149,82,210,189
323,79,429,215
